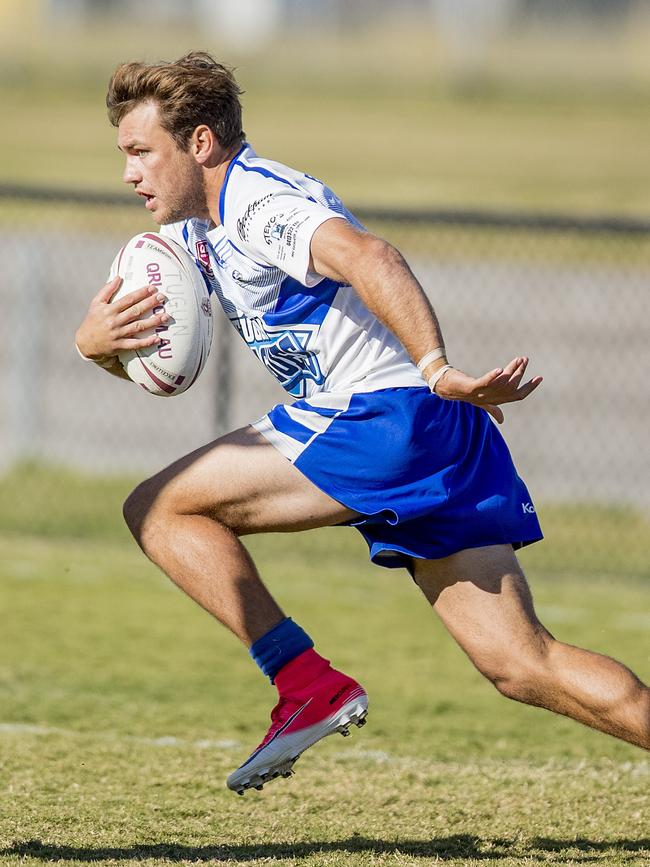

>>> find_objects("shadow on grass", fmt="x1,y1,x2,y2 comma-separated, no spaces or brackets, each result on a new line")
3,836,650,863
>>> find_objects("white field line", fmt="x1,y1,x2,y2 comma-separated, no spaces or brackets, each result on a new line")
1,722,649,779
337,749,650,781
0,723,239,751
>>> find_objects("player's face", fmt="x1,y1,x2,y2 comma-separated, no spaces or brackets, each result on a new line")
118,101,208,224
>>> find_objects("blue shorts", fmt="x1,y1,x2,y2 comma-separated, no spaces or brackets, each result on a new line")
253,387,543,569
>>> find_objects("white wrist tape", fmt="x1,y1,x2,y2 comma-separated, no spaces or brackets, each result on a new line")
75,343,116,369
427,364,453,393
416,347,446,372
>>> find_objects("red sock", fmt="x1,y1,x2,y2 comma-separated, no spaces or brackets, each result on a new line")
274,648,331,695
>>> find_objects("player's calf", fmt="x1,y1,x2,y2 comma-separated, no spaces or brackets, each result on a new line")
472,634,650,751
517,638,650,750
415,546,649,750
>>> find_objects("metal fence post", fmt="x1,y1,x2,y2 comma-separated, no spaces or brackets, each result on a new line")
7,238,46,465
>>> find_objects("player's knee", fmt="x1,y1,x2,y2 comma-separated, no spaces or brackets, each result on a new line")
491,668,539,704
480,640,554,706
123,477,166,550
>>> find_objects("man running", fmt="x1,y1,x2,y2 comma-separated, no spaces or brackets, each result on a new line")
75,51,650,794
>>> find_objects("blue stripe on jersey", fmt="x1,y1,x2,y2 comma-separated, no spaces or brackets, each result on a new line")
237,162,302,190
263,276,339,328
218,143,247,224
217,145,287,269
220,145,319,218
200,269,213,295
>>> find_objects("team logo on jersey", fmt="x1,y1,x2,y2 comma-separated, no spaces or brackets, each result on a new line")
195,240,214,277
231,315,324,397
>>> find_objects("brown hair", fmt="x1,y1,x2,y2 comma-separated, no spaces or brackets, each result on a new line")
107,51,244,150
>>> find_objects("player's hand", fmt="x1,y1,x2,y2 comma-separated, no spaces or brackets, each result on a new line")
75,277,169,362
434,357,543,424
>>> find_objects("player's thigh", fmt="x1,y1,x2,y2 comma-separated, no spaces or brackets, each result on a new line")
131,425,358,534
413,545,551,679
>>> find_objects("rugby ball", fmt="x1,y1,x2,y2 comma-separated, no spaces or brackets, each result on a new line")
108,232,213,396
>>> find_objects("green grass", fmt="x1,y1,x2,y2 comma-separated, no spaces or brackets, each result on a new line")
2,23,650,214
1,463,648,579
1,469,649,866
4,81,649,216
2,19,650,857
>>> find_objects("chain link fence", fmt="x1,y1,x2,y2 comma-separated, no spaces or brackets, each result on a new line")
1,186,648,574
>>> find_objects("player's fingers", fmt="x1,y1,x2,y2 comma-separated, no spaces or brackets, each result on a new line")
115,333,162,351
498,362,527,395
488,358,529,397
93,276,122,305
121,312,170,337
495,375,542,404
508,358,528,388
502,356,524,376
506,357,528,384
473,367,504,391
512,375,543,401
115,292,167,325
111,284,158,315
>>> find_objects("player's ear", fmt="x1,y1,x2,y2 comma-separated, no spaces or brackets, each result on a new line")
190,125,216,164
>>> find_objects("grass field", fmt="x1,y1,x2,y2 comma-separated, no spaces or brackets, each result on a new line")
1,23,650,214
1,472,648,867
2,17,649,866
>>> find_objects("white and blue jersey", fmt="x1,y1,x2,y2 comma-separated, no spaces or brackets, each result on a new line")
161,143,424,401
162,144,543,568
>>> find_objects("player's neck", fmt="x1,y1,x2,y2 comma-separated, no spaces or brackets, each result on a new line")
204,143,241,227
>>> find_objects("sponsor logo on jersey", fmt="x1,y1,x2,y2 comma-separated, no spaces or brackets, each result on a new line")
263,214,287,245
521,502,536,514
236,194,274,242
195,240,214,277
231,315,324,397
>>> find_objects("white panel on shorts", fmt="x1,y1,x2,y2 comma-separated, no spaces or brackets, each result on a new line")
253,415,305,462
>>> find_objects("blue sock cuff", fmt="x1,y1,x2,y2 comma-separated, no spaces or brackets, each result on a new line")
249,617,314,683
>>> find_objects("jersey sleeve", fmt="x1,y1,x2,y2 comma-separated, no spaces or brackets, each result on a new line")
224,182,343,287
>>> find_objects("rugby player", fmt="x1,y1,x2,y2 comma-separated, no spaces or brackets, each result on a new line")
76,52,650,793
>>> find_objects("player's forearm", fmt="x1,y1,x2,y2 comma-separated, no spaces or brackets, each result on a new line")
311,221,450,380
345,237,449,376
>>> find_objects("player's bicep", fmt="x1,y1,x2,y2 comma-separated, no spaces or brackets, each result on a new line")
309,219,384,285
